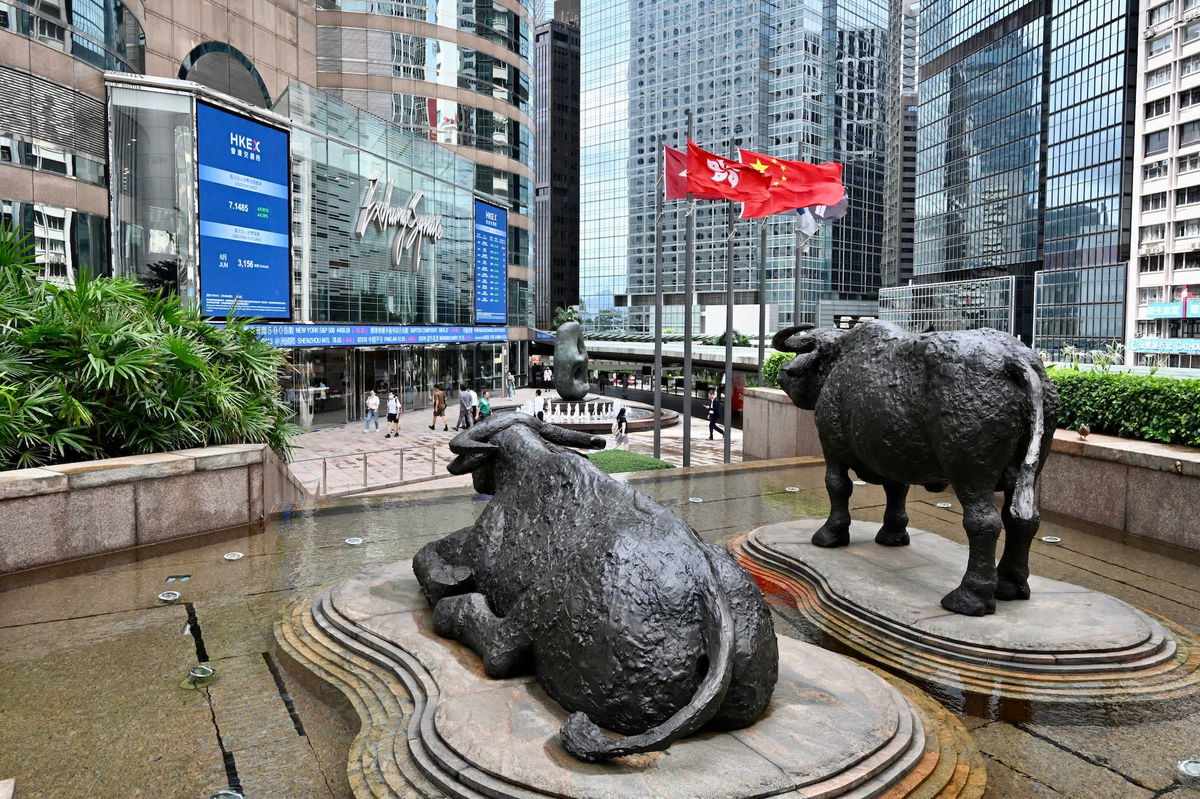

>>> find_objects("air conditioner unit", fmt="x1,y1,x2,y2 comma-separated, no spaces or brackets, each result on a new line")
1191,241,1200,250
1145,27,1159,37
1185,9,1200,20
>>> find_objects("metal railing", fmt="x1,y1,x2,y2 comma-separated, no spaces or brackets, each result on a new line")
290,443,447,497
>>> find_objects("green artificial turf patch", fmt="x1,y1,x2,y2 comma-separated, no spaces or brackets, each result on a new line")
587,450,675,474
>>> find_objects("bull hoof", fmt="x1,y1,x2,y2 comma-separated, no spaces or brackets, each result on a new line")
560,712,611,762
940,586,995,616
995,576,1031,601
432,597,462,637
874,527,910,547
811,525,850,548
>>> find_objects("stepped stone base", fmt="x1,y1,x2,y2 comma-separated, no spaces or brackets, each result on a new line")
735,521,1200,720
275,561,986,798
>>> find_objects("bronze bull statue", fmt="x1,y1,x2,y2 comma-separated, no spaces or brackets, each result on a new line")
413,413,778,761
773,321,1058,617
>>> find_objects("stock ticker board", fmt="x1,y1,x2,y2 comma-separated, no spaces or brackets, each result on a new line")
197,102,292,319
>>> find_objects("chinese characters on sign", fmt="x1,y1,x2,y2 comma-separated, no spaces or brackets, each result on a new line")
474,200,508,325
196,102,291,319
240,324,509,348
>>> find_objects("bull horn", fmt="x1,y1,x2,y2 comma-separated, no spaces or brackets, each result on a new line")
771,324,815,353
539,423,606,450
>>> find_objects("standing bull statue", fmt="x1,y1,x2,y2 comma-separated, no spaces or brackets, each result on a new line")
413,413,778,761
773,321,1058,617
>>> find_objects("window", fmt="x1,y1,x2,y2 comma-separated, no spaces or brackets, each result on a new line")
1151,32,1173,56
1181,152,1200,172
1144,191,1169,210
1140,253,1166,272
1184,54,1200,76
1141,223,1166,242
1182,87,1200,108
1149,2,1174,24
1148,65,1173,88
1178,218,1200,237
1146,129,1170,153
1146,97,1171,118
1183,120,1200,145
1138,286,1165,303
1187,20,1200,41
1177,185,1200,205
1145,159,1170,179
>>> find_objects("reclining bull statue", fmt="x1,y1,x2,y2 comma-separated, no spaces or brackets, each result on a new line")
773,321,1059,617
413,413,778,761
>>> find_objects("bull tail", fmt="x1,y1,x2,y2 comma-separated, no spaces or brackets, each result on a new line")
559,546,736,761
1010,362,1045,521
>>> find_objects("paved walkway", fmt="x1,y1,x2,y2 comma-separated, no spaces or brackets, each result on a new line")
287,388,742,495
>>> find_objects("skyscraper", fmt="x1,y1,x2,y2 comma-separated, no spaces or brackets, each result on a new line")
885,0,1137,352
882,1,919,290
534,14,581,328
578,0,892,335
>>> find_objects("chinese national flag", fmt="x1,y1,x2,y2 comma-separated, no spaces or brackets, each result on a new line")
685,140,772,202
664,145,721,200
737,148,844,219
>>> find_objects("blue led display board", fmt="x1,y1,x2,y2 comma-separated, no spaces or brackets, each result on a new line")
474,200,508,324
197,102,291,319
237,324,509,348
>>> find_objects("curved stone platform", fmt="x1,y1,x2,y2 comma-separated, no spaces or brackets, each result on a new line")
735,521,1200,719
275,561,986,798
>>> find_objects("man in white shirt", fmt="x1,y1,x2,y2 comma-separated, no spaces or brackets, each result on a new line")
467,385,479,423
384,392,402,438
363,390,380,432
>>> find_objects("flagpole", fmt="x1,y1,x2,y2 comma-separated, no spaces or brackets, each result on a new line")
653,134,665,460
723,199,735,465
682,110,695,468
792,142,803,327
757,218,767,385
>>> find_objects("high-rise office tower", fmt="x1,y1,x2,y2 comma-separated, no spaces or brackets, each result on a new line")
314,0,537,327
1126,0,1200,368
882,2,919,289
885,0,1137,352
578,0,892,335
534,12,581,328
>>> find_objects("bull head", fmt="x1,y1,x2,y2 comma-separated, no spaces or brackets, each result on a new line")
772,324,846,410
447,414,606,494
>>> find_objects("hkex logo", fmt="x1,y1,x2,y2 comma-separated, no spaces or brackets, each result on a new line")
228,132,263,162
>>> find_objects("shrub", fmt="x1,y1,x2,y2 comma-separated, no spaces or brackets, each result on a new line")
761,351,792,388
1048,367,1200,447
588,450,674,474
0,225,300,470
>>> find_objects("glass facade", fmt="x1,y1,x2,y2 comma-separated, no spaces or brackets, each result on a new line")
0,0,144,73
578,0,891,334
914,0,1137,354
879,276,1017,332
0,200,108,286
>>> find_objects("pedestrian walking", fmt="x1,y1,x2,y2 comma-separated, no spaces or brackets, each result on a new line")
467,384,479,422
385,391,402,438
543,366,552,385
534,389,545,422
612,407,629,451
478,390,492,419
363,390,380,432
455,384,473,429
707,389,725,440
429,385,449,431
506,370,516,398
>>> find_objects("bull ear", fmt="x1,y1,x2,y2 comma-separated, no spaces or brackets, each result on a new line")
772,324,816,353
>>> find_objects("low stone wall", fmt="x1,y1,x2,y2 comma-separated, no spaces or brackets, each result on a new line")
0,444,310,574
742,387,1200,552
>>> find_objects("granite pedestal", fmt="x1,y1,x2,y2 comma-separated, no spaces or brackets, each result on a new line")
736,521,1200,719
276,561,986,798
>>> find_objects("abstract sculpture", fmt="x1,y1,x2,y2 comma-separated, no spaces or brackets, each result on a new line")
413,414,778,761
553,321,590,401
773,321,1059,617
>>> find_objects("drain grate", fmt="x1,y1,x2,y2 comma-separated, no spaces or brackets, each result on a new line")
165,575,191,583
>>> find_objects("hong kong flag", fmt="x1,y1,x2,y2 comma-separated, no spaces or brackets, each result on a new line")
664,145,721,200
685,140,772,202
737,148,844,219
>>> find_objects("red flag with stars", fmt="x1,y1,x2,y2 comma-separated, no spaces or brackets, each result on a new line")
685,140,772,202
737,148,845,219
664,145,721,200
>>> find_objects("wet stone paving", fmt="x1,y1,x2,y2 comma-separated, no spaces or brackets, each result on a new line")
1,460,1199,798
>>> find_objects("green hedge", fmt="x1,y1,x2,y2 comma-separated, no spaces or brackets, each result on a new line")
761,351,791,389
1047,368,1200,448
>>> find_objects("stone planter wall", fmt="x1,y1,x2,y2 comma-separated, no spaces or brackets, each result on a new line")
0,444,310,574
742,387,1200,552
